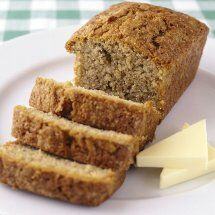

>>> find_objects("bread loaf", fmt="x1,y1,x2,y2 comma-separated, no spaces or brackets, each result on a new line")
66,2,208,117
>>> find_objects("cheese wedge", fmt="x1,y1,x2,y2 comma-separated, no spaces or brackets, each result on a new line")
136,120,208,169
160,145,215,189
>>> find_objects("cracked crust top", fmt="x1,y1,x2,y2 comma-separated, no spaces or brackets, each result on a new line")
66,2,209,69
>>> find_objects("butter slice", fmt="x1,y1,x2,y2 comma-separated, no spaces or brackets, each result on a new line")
160,145,215,189
136,120,208,169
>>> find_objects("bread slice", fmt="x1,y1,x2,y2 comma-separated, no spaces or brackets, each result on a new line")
12,105,140,171
0,142,125,206
29,77,160,149
66,2,208,117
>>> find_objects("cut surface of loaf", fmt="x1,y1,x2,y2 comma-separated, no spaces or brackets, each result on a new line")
0,142,125,206
12,105,140,170
66,2,209,117
30,77,160,148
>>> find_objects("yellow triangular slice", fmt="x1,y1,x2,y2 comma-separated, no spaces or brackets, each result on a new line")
136,120,208,169
160,145,215,189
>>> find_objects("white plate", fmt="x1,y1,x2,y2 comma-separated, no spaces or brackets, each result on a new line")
0,27,215,215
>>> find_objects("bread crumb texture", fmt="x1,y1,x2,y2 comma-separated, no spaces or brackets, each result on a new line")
12,105,139,170
66,2,208,116
30,77,160,149
0,142,125,206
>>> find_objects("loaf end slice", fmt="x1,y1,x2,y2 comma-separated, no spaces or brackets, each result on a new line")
66,2,209,117
12,105,140,170
0,142,125,206
30,77,160,149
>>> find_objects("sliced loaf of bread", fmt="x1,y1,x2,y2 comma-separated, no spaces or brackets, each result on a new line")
0,142,125,206
30,77,160,149
12,105,140,170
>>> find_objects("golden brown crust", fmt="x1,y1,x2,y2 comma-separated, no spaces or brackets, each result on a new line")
65,2,208,118
12,106,139,170
71,88,159,147
29,77,160,149
0,143,125,206
159,32,208,116
66,2,208,69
